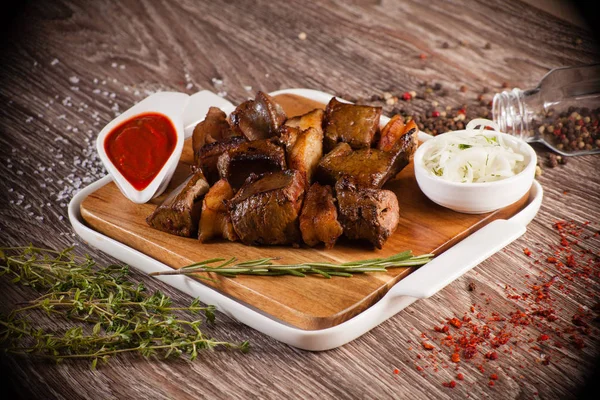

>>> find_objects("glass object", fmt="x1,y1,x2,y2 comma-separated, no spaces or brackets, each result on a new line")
493,64,600,156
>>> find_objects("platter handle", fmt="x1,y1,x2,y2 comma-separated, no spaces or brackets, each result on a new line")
388,219,526,299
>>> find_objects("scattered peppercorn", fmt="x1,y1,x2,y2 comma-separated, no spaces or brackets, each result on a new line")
443,380,457,388
501,82,509,88
393,368,400,374
442,42,450,49
490,374,499,380
523,248,532,257
457,373,465,381
468,282,476,292
484,42,492,50
531,106,600,153
460,85,467,93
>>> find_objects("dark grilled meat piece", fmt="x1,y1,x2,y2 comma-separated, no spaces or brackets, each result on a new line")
217,139,287,189
195,136,246,185
299,183,343,249
228,170,305,246
229,91,287,140
335,177,399,249
323,97,381,151
316,126,417,188
198,179,238,243
192,107,236,166
146,171,210,237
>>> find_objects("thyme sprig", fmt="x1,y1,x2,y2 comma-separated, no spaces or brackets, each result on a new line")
150,250,434,279
0,246,249,369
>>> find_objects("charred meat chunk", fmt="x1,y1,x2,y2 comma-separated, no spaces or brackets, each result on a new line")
317,126,417,188
323,97,381,151
192,107,236,166
198,179,238,243
283,108,324,137
299,183,343,249
229,91,287,140
335,177,399,249
195,136,246,185
146,171,210,237
228,170,305,246
217,139,286,189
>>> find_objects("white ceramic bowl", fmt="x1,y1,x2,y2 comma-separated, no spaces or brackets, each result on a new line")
96,92,189,204
414,119,537,214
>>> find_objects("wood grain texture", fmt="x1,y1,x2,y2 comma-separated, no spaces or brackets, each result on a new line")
0,0,599,399
79,94,529,329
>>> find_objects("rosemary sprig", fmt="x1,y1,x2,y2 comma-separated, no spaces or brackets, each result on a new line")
150,250,434,279
0,246,249,369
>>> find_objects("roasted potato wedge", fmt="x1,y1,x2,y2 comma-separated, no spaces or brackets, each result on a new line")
299,183,343,248
286,127,323,184
198,179,238,243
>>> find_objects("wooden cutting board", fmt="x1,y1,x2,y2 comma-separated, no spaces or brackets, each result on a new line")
80,94,529,330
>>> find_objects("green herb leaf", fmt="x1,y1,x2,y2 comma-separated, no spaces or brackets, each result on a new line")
0,245,249,368
150,251,435,279
458,144,472,150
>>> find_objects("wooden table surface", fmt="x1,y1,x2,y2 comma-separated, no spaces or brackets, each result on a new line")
1,1,599,398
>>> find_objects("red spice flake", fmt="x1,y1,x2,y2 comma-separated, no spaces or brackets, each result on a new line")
393,368,400,375
434,325,449,333
478,365,485,373
422,342,435,350
490,373,499,380
442,381,457,388
463,346,477,359
416,366,423,371
402,92,412,101
448,317,463,328
488,380,495,387
419,53,428,59
571,335,586,349
451,352,461,363
432,110,440,118
566,254,576,268
537,334,550,342
485,351,498,360
547,256,558,263
572,314,589,327
457,373,465,381
523,248,532,257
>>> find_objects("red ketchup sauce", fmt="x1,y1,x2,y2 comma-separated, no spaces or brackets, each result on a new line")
104,113,177,191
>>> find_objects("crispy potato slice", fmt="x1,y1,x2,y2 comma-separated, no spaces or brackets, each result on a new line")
284,108,324,136
198,179,238,243
286,127,323,184
299,183,343,248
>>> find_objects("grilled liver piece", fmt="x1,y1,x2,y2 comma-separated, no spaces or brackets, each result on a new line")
228,170,305,246
317,127,417,188
146,171,210,237
195,136,246,185
198,179,238,243
217,138,287,189
230,91,287,141
192,107,236,165
335,177,399,249
299,183,343,249
323,97,381,151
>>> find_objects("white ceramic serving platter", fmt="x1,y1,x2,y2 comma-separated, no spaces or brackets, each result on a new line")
69,88,543,351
